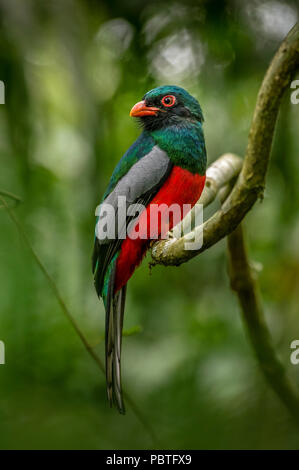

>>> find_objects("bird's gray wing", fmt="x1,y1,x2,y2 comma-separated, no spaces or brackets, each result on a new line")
92,145,172,297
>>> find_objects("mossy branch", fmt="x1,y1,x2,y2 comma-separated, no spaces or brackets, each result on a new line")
227,225,299,420
151,152,243,266
152,22,299,421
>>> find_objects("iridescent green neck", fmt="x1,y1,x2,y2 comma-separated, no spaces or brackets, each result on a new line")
150,121,206,175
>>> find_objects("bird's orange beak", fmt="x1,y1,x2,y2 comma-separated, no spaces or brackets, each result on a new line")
130,100,160,117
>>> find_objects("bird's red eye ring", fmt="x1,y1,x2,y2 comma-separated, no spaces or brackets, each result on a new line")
161,95,176,107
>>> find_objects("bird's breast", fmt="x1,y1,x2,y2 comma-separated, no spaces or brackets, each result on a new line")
151,165,206,207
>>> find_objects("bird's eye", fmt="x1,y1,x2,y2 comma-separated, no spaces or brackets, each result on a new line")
161,95,176,107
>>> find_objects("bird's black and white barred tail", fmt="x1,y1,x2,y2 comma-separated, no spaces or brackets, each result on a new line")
92,238,128,413
96,256,126,414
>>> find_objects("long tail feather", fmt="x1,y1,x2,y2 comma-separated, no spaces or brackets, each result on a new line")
105,262,116,407
113,285,127,413
105,262,127,414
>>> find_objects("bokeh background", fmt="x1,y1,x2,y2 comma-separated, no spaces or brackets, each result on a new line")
0,0,299,450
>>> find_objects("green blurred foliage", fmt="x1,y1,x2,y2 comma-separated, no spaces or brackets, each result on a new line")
0,0,299,450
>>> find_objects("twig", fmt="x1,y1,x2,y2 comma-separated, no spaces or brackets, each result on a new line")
0,194,158,445
0,189,22,208
227,225,299,421
151,22,299,266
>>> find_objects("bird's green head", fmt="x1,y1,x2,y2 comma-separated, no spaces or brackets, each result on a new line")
130,85,204,131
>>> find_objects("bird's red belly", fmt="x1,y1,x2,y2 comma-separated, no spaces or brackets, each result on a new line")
114,166,206,292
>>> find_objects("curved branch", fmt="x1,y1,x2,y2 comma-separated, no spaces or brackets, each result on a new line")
151,22,299,266
173,153,242,236
151,153,243,265
227,225,299,420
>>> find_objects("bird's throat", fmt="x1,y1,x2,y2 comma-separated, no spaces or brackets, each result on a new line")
150,122,206,175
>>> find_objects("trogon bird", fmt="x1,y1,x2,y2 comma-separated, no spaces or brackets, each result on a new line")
92,85,207,413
